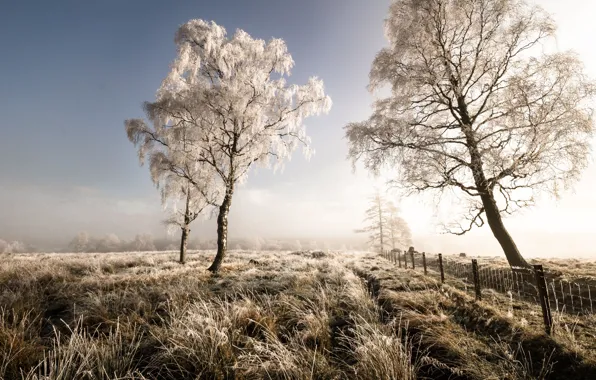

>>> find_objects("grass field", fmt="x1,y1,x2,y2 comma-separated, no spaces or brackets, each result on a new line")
0,250,595,379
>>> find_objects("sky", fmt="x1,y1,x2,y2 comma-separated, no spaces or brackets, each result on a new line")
0,0,595,258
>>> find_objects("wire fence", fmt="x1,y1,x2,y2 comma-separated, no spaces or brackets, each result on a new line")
380,248,595,335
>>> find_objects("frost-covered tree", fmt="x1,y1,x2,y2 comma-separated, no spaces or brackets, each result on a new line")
386,202,412,250
126,102,218,264
128,234,156,252
356,193,390,253
69,231,90,253
126,20,331,272
160,183,214,263
356,192,412,253
0,240,26,254
95,233,122,253
346,0,595,269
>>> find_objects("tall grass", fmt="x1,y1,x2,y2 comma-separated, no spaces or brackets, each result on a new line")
22,317,143,380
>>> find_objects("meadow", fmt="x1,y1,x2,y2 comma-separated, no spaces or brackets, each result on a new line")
0,250,595,379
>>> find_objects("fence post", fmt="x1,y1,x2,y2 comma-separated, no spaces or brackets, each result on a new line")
438,253,444,284
422,252,427,275
411,251,415,270
404,249,408,269
471,259,481,301
578,283,583,312
589,285,593,314
569,282,575,313
533,265,553,335
398,251,402,268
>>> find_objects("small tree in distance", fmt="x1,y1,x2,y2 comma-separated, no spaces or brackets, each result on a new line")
386,201,412,251
126,19,331,273
69,231,90,253
356,192,412,253
346,0,595,269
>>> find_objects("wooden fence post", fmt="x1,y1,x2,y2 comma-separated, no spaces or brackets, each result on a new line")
411,251,415,270
438,253,444,284
471,259,481,301
534,265,553,335
398,251,402,268
569,282,575,313
404,249,408,269
578,283,583,312
589,285,593,314
422,252,427,275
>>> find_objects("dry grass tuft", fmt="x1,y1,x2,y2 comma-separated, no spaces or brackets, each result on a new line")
1,250,594,379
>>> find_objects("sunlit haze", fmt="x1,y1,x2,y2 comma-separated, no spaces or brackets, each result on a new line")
1,0,595,258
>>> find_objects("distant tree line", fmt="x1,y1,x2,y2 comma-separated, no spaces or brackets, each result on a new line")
64,232,362,254
0,239,28,254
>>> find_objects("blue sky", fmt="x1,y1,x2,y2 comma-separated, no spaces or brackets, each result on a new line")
1,0,596,258
0,0,379,191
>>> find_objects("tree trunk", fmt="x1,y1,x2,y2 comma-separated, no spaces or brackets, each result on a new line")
377,196,384,254
208,188,234,273
480,192,530,269
179,190,192,264
179,226,189,264
457,96,530,270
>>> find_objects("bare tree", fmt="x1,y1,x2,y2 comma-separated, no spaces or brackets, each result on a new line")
386,201,413,250
346,0,595,269
127,20,331,273
356,192,412,253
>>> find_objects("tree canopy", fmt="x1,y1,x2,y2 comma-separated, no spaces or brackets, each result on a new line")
346,0,595,268
126,19,331,272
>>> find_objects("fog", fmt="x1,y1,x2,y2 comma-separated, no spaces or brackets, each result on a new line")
1,0,595,259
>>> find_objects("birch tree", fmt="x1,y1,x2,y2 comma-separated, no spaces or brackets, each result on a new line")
346,0,596,269
126,106,217,264
127,20,331,272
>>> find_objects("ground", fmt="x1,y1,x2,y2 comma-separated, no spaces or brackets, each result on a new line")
0,250,595,379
